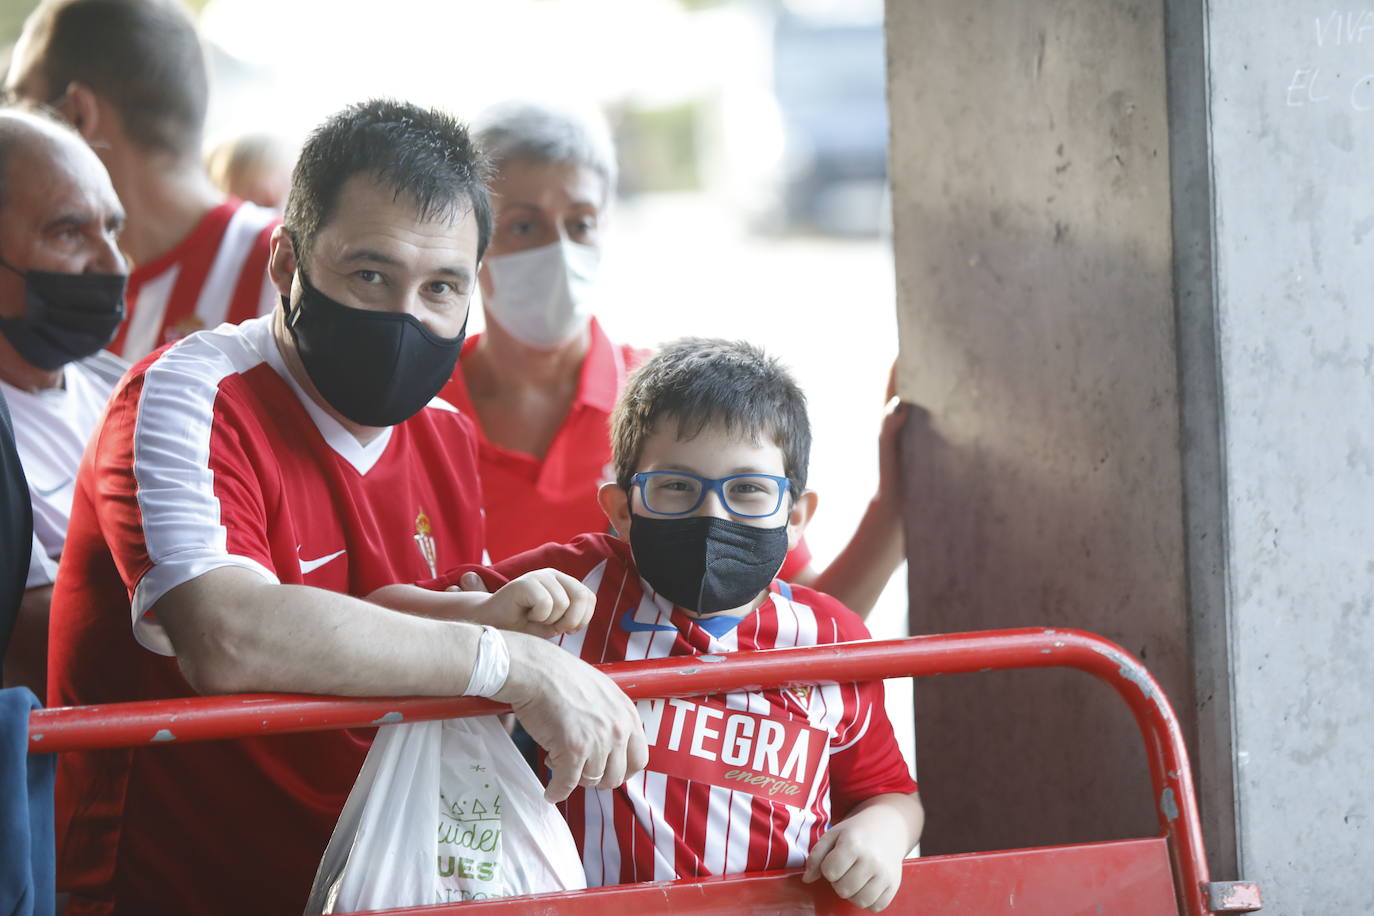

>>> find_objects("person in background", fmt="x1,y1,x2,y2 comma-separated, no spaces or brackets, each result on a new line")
0,109,126,695
5,0,279,361
440,100,906,618
206,132,293,212
46,99,645,916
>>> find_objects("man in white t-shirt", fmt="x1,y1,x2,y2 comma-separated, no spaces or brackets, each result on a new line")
5,0,279,362
0,109,126,694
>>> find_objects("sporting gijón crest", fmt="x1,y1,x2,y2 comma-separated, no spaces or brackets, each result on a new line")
414,509,438,577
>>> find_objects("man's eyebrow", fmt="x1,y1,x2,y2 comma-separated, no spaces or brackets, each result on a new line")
434,264,474,280
341,248,403,267
341,248,472,279
45,211,92,232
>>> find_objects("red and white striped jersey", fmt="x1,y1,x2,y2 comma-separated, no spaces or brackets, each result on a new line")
48,315,486,916
114,198,280,361
434,533,917,887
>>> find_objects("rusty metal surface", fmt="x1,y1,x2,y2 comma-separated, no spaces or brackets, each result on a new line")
1206,881,1263,912
28,628,1226,916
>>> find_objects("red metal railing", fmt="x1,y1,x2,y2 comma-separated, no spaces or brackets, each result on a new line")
27,628,1257,915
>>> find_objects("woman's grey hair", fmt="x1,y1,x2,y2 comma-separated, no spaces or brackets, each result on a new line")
473,100,618,204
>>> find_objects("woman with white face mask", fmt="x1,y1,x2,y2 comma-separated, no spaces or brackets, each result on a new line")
438,101,692,566
442,101,906,618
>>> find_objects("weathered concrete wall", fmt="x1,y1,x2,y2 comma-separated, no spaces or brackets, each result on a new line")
1202,4,1374,912
887,0,1374,905
886,0,1189,852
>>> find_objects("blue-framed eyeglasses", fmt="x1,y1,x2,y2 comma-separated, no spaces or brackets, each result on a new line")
631,471,792,519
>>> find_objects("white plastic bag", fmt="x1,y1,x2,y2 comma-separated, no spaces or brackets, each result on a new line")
305,715,585,913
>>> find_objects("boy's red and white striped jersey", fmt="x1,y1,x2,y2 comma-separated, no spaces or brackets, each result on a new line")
438,533,917,886
115,198,280,361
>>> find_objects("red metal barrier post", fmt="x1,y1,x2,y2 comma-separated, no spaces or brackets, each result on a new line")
29,628,1217,915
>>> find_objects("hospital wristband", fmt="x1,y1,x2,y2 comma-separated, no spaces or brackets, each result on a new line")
463,625,511,698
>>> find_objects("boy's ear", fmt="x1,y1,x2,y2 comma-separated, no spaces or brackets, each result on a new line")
785,489,818,551
597,481,632,542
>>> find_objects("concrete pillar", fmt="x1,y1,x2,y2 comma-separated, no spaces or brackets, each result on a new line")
1191,4,1374,911
886,0,1187,854
887,1,1374,908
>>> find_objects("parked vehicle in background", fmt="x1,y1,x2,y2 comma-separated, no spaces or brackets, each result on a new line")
768,14,890,236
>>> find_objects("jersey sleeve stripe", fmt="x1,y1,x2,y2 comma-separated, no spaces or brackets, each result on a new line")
128,327,278,653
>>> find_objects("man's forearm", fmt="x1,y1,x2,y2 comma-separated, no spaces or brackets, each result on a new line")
368,582,488,621
156,567,485,697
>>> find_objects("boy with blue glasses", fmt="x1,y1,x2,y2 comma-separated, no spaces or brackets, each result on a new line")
375,338,922,911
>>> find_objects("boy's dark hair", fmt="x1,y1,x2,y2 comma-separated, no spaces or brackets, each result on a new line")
612,338,812,497
27,0,208,158
284,99,493,267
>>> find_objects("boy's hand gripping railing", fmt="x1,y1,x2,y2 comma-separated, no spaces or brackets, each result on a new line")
27,628,1261,915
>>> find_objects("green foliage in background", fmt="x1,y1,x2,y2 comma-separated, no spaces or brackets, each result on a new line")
614,101,702,194
0,0,208,49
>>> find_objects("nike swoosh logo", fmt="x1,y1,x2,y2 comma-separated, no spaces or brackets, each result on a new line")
33,478,71,498
299,548,346,575
620,608,677,633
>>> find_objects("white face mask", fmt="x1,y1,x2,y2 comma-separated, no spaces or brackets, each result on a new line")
481,240,601,349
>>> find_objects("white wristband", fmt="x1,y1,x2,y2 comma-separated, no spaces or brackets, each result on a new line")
463,625,511,698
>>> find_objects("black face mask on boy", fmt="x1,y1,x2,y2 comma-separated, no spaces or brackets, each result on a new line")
0,259,126,371
283,270,466,428
629,513,789,614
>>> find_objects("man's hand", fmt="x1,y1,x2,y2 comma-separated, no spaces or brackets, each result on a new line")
456,570,594,637
495,633,648,802
801,794,921,912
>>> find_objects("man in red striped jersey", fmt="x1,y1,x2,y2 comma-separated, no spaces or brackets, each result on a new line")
382,338,924,912
6,0,280,362
45,99,646,916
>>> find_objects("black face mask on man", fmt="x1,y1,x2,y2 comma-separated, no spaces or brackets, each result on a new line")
0,259,126,371
629,513,790,614
283,270,466,428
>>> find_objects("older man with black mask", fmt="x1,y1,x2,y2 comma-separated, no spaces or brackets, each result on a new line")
6,0,280,361
48,99,646,916
0,109,126,695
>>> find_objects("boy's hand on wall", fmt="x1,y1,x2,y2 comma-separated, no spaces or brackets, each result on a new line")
802,804,906,912
459,569,594,637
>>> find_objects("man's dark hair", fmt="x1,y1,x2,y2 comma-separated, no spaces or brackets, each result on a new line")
284,99,493,267
26,0,208,157
611,338,812,497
